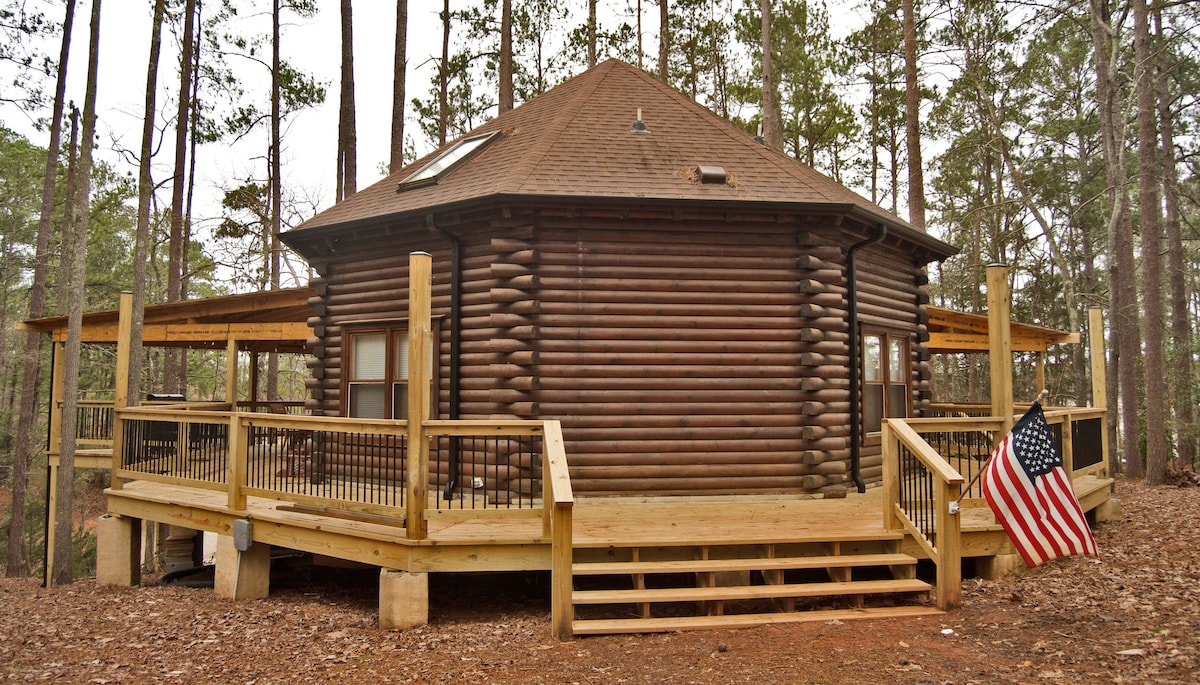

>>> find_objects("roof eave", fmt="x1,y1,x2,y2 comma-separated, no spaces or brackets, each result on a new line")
281,194,959,263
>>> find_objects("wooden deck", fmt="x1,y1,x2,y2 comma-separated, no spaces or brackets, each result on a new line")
106,474,1114,569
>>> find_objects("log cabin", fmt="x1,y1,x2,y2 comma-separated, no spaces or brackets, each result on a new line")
280,58,958,500
24,59,1115,637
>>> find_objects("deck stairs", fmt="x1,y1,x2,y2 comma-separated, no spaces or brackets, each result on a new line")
570,531,942,635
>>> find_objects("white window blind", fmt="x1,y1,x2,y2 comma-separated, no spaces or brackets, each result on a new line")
353,333,386,380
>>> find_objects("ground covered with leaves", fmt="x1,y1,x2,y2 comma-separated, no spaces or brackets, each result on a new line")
2,479,1197,684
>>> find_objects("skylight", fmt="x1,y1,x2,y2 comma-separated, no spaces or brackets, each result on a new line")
398,131,501,191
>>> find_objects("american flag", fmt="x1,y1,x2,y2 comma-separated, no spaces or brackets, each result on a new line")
982,403,1098,567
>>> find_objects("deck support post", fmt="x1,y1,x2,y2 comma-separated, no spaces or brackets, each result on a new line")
214,533,270,601
45,341,66,579
976,553,1024,580
406,252,433,539
1088,307,1111,476
379,569,428,630
96,514,141,587
934,480,962,610
987,265,1014,436
111,292,133,490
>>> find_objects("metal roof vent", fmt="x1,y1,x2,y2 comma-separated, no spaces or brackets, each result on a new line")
631,108,650,133
696,165,727,184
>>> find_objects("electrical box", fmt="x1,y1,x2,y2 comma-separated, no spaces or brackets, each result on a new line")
233,519,253,552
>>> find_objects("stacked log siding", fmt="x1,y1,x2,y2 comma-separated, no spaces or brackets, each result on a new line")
298,207,938,498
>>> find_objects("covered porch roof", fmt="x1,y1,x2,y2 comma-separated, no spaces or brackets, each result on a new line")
16,287,315,354
926,305,1079,354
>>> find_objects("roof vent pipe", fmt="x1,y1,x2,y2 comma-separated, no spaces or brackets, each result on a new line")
846,222,888,494
755,123,765,145
696,166,727,184
631,108,650,133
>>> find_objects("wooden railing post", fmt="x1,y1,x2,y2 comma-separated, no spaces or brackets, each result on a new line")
987,265,1014,436
227,414,248,512
933,477,962,610
111,292,133,490
406,252,433,539
551,500,574,639
881,421,901,531
1061,414,1074,475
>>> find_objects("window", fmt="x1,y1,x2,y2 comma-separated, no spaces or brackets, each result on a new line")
397,131,501,191
345,327,435,419
862,331,910,434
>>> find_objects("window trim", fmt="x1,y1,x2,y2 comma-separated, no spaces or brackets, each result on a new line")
343,322,439,420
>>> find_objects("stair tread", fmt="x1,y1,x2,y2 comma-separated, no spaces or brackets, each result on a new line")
573,553,917,575
572,578,932,604
572,531,905,548
571,605,944,634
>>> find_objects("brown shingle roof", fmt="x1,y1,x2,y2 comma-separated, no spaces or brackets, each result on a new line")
284,59,953,258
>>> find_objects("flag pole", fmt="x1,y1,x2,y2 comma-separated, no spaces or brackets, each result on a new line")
954,389,1050,506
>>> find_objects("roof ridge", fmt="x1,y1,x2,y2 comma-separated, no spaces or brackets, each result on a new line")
504,61,617,194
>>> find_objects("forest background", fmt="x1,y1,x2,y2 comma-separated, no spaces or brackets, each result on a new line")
0,0,1196,581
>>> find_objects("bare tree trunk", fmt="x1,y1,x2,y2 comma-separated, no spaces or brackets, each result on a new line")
1156,8,1195,467
499,0,513,113
52,0,101,586
7,0,75,579
390,0,407,172
165,0,196,395
128,0,166,407
637,0,643,70
268,0,283,402
588,0,597,68
760,0,782,151
438,0,449,146
337,0,357,201
901,0,925,231
1091,0,1141,478
658,0,669,83
1134,0,1166,485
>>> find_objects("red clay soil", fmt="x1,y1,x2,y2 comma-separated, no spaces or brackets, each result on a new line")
2,478,1198,684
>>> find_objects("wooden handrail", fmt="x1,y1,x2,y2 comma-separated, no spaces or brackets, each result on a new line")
883,418,964,611
541,420,575,640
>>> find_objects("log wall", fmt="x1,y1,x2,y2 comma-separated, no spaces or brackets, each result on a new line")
302,207,933,498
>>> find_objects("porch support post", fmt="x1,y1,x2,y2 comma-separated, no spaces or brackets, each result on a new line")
1088,307,1107,410
406,252,433,539
46,341,66,578
986,265,1014,435
111,292,133,490
379,568,429,629
226,339,239,409
1089,307,1111,477
214,533,270,600
1034,352,1045,397
249,351,260,406
96,514,141,586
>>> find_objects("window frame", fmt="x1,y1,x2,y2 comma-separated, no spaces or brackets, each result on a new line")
343,322,438,420
861,328,911,444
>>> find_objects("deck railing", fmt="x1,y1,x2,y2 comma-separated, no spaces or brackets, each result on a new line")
924,404,1109,483
74,399,116,448
882,419,965,610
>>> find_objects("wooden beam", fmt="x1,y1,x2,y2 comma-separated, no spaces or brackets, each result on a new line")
407,252,432,540
50,321,312,345
987,265,1014,435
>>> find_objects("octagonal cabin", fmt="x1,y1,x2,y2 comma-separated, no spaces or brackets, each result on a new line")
281,59,957,499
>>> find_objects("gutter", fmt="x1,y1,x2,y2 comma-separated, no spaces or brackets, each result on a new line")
426,215,463,499
846,223,887,494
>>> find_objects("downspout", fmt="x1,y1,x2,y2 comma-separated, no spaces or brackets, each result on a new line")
426,215,462,499
846,223,887,493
